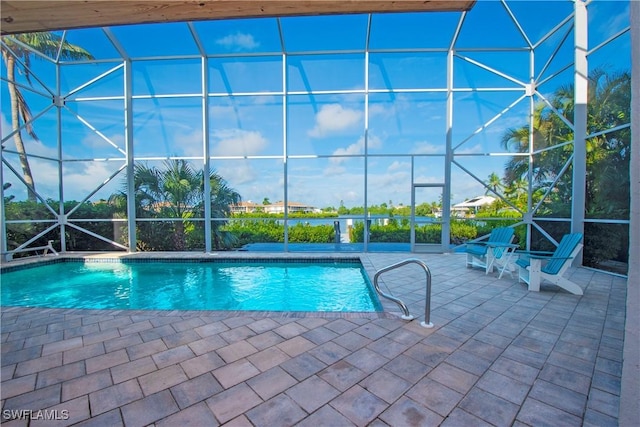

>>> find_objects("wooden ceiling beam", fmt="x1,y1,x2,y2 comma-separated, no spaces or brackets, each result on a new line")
1,1,476,35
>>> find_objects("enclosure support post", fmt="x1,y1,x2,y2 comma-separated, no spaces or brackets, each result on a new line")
620,2,639,425
443,48,453,252
124,59,136,252
56,60,66,253
0,154,6,259
571,0,588,265
201,56,212,252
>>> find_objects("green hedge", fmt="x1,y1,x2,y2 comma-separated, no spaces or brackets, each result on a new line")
351,220,483,244
222,220,335,246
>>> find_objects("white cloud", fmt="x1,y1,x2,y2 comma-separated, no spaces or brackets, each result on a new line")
289,171,364,208
308,104,362,138
18,138,57,159
3,158,122,202
174,129,203,157
81,132,125,155
368,103,393,118
215,32,259,51
451,170,485,204
209,105,236,119
342,190,360,203
61,161,124,199
217,161,257,185
367,168,411,204
211,129,268,156
323,164,346,176
411,141,443,155
332,138,363,157
329,134,382,167
387,161,410,173
455,143,483,154
367,134,382,150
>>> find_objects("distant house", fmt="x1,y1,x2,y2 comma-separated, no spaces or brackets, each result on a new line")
230,200,319,214
230,201,261,213
264,201,318,214
452,195,496,216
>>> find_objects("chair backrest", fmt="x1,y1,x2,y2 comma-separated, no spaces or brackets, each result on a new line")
487,227,514,258
463,226,514,256
542,233,583,275
489,227,514,244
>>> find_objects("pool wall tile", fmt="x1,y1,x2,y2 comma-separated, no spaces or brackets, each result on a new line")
2,255,363,273
2,254,384,314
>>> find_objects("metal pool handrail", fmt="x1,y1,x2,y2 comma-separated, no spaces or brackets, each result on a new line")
373,258,434,328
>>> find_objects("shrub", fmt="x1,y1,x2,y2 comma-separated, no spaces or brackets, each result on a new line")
288,223,334,243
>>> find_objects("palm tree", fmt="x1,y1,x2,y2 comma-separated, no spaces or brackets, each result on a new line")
208,170,242,249
584,69,631,218
501,69,630,264
1,32,93,201
485,172,504,196
110,160,241,250
501,68,630,217
501,102,573,188
504,177,529,211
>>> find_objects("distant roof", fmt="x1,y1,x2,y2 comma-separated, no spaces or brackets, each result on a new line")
0,1,476,35
232,201,260,207
453,196,496,208
268,201,313,208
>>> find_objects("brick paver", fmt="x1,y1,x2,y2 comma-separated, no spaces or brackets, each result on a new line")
88,379,143,415
138,364,188,395
246,366,297,400
0,252,628,425
206,383,262,423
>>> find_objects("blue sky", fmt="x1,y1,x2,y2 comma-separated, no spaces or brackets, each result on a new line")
0,0,631,210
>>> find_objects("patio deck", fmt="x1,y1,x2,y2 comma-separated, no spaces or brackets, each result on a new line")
0,252,627,426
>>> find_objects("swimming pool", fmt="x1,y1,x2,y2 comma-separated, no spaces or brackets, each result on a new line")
0,259,382,312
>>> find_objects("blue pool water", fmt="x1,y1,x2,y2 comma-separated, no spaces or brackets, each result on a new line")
0,260,382,312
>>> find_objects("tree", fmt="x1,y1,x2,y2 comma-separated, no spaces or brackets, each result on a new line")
504,177,529,211
485,172,504,196
502,68,630,218
207,167,242,249
1,32,93,201
502,68,631,265
109,160,241,250
337,200,348,215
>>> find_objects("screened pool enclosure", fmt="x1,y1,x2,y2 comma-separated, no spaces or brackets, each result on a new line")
0,0,632,273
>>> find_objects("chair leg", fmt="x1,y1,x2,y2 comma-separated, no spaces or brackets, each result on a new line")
466,253,487,271
485,251,495,275
527,259,542,292
497,261,514,280
517,266,528,284
548,275,584,295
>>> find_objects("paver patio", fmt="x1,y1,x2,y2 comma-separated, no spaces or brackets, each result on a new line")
1,252,627,426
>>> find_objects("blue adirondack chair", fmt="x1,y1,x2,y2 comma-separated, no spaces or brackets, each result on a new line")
515,233,584,295
463,227,516,276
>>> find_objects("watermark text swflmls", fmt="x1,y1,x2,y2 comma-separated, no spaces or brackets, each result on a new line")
2,409,70,421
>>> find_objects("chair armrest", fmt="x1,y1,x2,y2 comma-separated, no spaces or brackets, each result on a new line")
527,255,574,261
515,250,554,256
486,242,519,248
515,254,574,270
